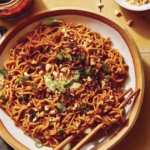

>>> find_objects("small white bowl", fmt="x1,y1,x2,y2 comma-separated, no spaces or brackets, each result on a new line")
115,0,150,11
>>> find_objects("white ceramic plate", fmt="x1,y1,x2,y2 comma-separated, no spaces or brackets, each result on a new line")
115,0,150,11
0,8,144,150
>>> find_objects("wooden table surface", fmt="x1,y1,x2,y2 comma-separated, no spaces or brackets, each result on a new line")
0,0,150,150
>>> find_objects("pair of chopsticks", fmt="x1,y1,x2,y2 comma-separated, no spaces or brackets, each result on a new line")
54,88,140,150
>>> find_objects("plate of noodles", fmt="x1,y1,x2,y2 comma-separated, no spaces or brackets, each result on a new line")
0,8,144,150
115,0,150,11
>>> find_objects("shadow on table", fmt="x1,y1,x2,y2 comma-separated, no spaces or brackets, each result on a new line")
118,6,150,39
112,56,150,150
0,137,14,150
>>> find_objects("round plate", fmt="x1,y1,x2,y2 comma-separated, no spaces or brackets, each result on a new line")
0,8,144,150
115,0,150,11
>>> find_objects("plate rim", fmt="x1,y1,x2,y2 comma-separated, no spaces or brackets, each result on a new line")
0,7,145,150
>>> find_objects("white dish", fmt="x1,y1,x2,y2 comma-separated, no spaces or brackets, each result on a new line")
115,0,150,11
0,8,144,150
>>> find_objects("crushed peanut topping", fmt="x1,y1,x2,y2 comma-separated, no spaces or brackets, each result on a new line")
126,0,150,6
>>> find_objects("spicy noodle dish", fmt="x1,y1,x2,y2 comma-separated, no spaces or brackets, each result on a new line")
0,19,139,149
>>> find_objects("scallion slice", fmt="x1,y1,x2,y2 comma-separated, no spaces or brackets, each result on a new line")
59,127,65,133
48,19,58,25
44,75,66,93
63,52,72,61
21,75,29,82
73,70,80,81
1,94,6,104
63,143,71,150
102,63,110,75
34,138,43,148
85,68,92,76
56,49,63,61
0,67,8,76
56,102,66,112
69,82,81,89
84,127,92,134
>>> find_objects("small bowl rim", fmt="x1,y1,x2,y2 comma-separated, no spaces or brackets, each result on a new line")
115,0,150,11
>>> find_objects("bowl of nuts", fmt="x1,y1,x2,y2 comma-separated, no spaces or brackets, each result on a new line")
115,0,150,11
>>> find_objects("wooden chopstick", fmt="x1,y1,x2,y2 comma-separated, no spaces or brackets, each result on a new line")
54,88,140,150
54,126,87,150
119,88,140,108
72,123,104,150
72,88,140,150
118,88,132,100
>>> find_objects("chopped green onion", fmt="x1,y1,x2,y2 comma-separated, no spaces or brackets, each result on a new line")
84,127,92,134
63,52,72,61
59,127,65,133
44,75,56,92
48,19,58,25
34,139,43,148
65,53,72,61
56,53,63,60
77,55,85,60
44,75,66,93
1,94,6,104
56,102,66,112
56,49,63,61
21,75,29,82
54,80,66,93
19,93,24,98
15,79,21,84
63,143,71,150
73,70,80,81
85,68,92,76
61,78,72,86
102,63,110,75
57,49,72,61
0,67,8,76
81,104,90,112
69,82,81,89
104,75,110,82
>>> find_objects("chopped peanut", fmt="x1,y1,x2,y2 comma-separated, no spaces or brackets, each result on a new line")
45,64,51,71
31,60,37,64
126,0,150,6
127,19,134,26
115,9,121,16
39,70,44,75
25,86,32,91
97,3,104,9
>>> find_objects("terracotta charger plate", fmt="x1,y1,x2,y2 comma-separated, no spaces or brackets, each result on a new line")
0,8,144,150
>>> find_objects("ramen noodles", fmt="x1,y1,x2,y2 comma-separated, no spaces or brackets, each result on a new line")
0,19,129,148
